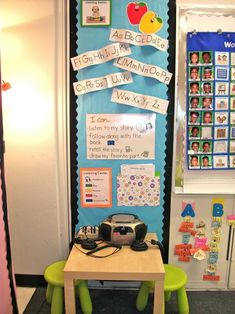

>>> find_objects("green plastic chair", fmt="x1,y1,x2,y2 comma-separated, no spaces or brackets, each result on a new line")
136,264,189,314
44,260,92,314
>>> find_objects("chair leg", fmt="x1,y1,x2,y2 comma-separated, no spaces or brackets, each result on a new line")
136,282,151,311
76,280,92,314
176,287,189,314
164,291,171,302
46,284,54,304
51,286,63,314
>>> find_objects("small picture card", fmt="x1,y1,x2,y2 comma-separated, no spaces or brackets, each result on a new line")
215,67,229,80
215,82,229,96
202,141,212,153
215,97,228,110
214,141,228,154
189,126,201,139
201,126,212,139
189,97,201,109
230,97,235,110
231,53,235,66
201,82,213,95
81,0,111,26
230,82,235,96
189,66,200,81
231,67,235,81
213,155,228,168
230,126,235,139
201,51,213,65
230,112,235,124
189,51,200,65
201,67,213,81
214,112,228,125
202,111,213,125
201,155,212,168
230,141,235,153
189,111,201,124
214,126,228,139
229,155,235,168
215,52,229,66
189,155,200,169
189,141,201,154
202,97,213,110
189,82,200,95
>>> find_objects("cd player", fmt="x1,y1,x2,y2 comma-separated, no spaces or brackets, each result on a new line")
99,213,147,245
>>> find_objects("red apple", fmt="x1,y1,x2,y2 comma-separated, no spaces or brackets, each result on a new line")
127,2,148,25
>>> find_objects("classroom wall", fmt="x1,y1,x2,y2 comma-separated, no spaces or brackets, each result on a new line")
0,0,70,274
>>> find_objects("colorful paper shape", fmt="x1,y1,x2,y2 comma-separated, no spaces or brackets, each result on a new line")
139,11,163,34
212,198,224,217
126,2,148,25
181,204,195,217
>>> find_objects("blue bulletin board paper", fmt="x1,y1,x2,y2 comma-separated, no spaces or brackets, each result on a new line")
74,0,170,241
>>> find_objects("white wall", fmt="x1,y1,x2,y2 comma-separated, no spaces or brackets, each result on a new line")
0,0,70,274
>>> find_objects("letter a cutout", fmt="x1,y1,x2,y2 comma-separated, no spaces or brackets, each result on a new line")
181,204,195,217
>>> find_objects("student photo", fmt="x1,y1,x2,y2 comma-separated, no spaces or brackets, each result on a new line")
190,141,200,153
201,155,212,168
190,82,200,94
202,141,212,153
189,52,199,65
202,67,213,80
189,126,200,138
201,51,212,64
202,97,212,109
202,112,213,124
190,155,200,168
189,111,200,124
202,82,212,95
190,97,200,109
189,67,200,80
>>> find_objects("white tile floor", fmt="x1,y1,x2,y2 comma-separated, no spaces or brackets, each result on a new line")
16,287,36,314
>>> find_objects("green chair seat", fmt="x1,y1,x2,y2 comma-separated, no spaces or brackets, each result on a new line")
44,260,92,314
44,260,66,287
136,264,189,314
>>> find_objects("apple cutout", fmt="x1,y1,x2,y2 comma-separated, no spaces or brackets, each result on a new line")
139,11,163,34
127,2,148,25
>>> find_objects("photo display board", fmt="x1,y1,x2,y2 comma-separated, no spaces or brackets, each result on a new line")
187,32,235,170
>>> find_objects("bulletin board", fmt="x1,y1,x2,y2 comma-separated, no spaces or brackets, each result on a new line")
70,0,173,242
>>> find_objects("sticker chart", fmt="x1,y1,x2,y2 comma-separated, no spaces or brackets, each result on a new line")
187,32,235,170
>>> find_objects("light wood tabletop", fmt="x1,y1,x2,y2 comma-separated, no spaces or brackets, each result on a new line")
64,233,165,314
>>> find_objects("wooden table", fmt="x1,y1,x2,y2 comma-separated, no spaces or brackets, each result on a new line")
64,233,165,314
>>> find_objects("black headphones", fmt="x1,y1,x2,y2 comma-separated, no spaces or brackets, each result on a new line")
131,240,148,251
81,239,97,250
130,239,165,257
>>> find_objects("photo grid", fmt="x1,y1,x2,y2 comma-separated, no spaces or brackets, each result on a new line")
187,51,235,169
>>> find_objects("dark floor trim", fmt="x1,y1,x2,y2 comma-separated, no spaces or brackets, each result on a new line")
15,275,47,287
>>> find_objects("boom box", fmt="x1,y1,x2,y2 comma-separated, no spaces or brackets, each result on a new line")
99,213,147,245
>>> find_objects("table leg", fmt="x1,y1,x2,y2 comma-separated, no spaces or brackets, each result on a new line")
64,277,76,314
153,280,164,314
